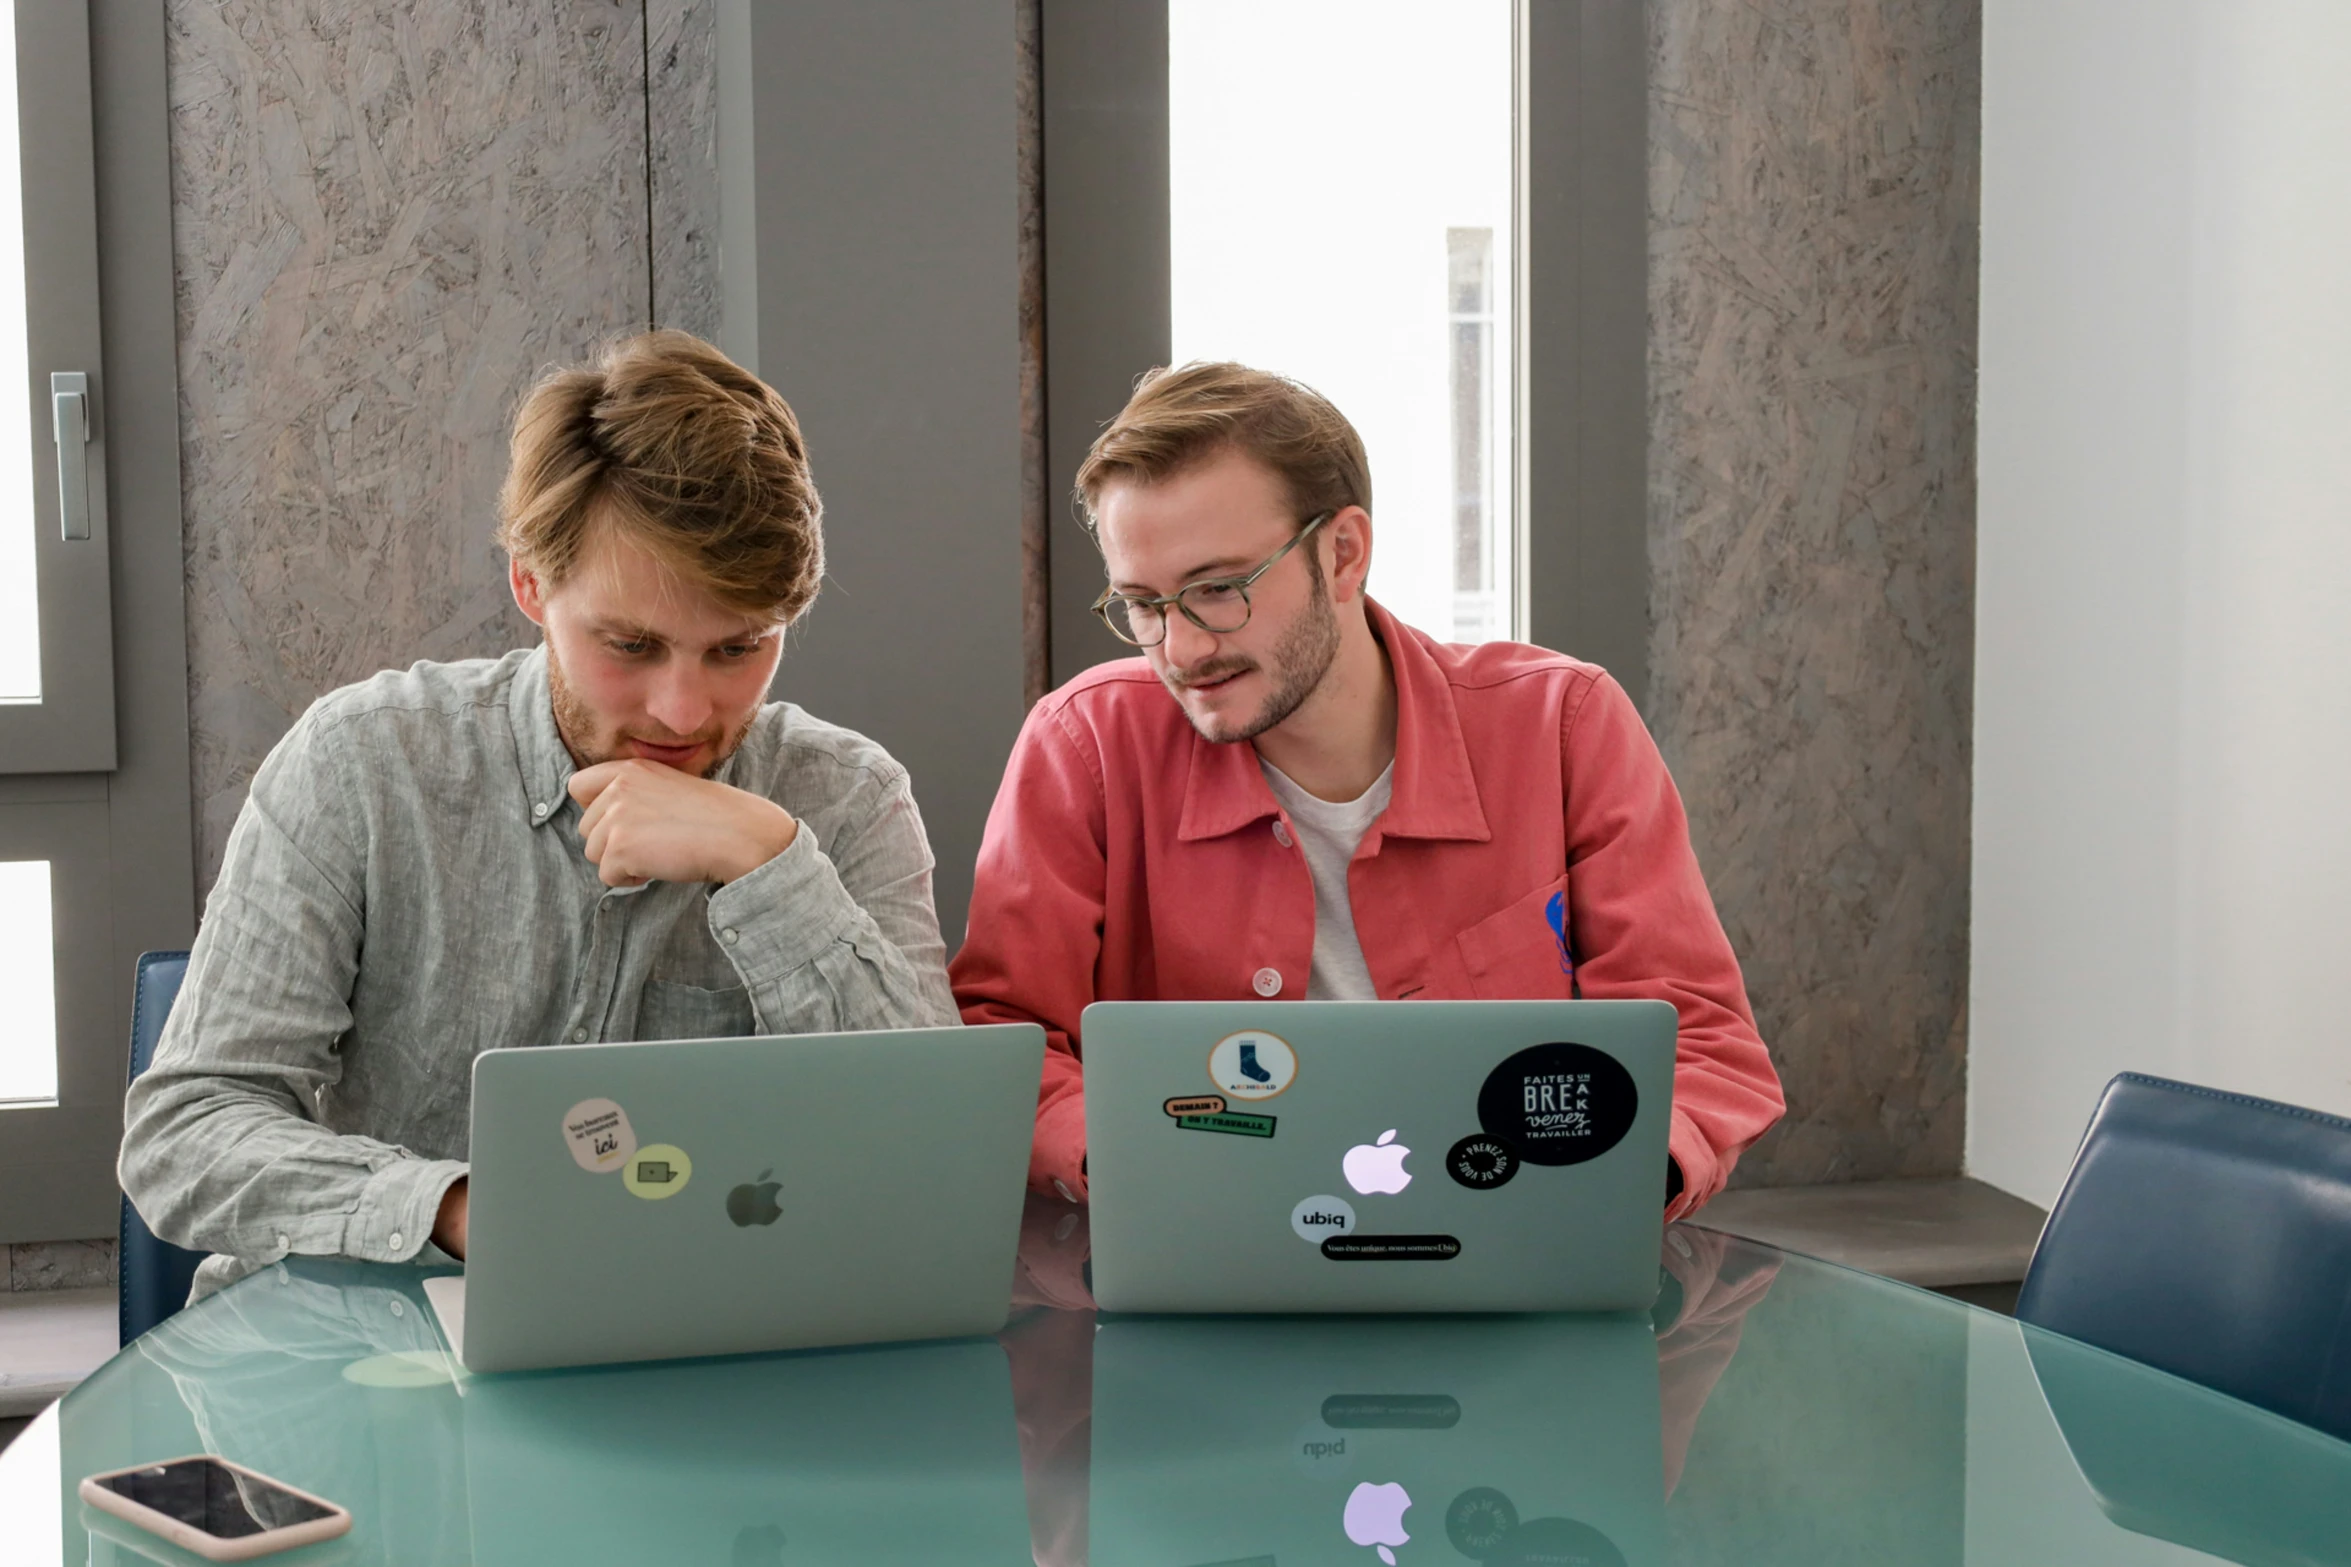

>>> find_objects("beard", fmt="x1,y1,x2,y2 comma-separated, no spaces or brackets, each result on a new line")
1159,574,1342,745
545,641,755,778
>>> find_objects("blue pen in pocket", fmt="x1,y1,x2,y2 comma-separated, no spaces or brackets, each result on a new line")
1544,888,1581,997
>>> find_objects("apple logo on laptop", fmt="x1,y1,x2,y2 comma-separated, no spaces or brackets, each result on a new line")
726,1167,783,1227
1345,1480,1413,1564
1343,1130,1412,1196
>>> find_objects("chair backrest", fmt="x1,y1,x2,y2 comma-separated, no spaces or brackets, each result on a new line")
120,950,209,1347
2016,1072,2351,1443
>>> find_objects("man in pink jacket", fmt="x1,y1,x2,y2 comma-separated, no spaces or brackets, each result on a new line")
952,363,1784,1218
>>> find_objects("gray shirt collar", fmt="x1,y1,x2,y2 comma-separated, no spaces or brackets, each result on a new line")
511,645,577,830
509,643,761,829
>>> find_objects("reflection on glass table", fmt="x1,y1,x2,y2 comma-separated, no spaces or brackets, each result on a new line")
2023,1322,2351,1567
1091,1313,1663,1567
58,1259,1027,1566
18,1196,2351,1565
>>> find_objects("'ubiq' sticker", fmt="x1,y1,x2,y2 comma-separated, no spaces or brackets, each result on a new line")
624,1144,693,1200
1208,1030,1297,1100
1475,1043,1638,1167
563,1098,637,1173
1291,1194,1356,1243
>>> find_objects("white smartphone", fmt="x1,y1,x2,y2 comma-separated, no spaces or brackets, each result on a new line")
79,1456,351,1561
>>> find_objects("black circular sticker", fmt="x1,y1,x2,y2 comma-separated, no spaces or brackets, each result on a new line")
1490,1517,1626,1567
1476,1042,1638,1167
1445,1487,1520,1558
1446,1134,1520,1191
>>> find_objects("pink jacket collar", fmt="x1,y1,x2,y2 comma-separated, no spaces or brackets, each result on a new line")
1175,600,1494,845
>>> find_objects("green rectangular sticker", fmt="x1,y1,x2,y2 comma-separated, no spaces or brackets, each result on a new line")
1176,1110,1276,1139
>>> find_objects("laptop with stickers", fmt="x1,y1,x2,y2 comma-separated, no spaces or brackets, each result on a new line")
1081,1000,1675,1313
423,1023,1044,1372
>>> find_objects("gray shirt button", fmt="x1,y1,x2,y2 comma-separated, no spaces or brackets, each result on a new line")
722,927,741,946
570,1027,588,1043
532,801,549,819
388,1231,404,1252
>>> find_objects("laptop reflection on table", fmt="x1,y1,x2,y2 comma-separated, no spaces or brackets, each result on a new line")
1090,1312,1665,1567
458,1336,1030,1566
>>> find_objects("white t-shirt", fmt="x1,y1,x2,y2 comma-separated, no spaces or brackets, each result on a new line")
1257,757,1396,1001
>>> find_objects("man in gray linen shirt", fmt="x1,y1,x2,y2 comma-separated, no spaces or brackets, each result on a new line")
121,331,956,1298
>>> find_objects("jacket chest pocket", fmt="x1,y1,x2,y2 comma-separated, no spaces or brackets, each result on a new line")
636,979,757,1041
1445,874,1577,1000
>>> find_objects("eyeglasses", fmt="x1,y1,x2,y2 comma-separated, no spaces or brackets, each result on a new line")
1091,513,1332,648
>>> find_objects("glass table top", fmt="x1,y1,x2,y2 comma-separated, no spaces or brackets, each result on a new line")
8,1194,2351,1565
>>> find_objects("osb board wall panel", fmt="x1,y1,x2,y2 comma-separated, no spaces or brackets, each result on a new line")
1017,0,1048,708
1648,0,1981,1185
649,0,720,345
170,2,654,890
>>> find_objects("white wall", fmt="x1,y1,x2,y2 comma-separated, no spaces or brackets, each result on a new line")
1971,0,2351,1207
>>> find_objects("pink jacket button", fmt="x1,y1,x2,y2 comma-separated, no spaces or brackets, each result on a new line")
1272,820,1294,848
1253,967,1283,997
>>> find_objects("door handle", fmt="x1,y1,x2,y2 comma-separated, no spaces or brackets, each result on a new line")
51,371,90,540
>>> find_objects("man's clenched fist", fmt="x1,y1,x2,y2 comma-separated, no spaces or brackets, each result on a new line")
568,759,800,887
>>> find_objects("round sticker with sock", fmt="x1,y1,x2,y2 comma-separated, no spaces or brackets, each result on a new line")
1208,1030,1296,1100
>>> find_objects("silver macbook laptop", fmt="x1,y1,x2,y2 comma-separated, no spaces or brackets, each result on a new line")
1082,1000,1675,1312
425,1023,1044,1372
1091,1312,1665,1567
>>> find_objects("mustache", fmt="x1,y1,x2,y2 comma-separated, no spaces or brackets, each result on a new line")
1165,657,1257,690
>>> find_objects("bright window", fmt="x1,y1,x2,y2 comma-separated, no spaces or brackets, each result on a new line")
0,859,58,1105
1169,0,1517,643
0,4,38,703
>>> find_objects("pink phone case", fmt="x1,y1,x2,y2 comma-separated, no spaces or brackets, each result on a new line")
79,1455,352,1562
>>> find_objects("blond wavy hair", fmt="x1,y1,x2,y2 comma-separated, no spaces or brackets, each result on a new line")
497,330,824,622
1075,360,1371,536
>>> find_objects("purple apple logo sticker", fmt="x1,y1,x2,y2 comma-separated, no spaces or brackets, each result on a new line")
1345,1480,1413,1564
1343,1130,1412,1196
726,1167,783,1227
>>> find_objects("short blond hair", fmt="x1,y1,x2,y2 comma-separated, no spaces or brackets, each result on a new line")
497,330,824,621
1075,361,1371,534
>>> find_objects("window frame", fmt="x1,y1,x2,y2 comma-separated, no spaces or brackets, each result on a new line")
0,0,196,1244
3,0,116,773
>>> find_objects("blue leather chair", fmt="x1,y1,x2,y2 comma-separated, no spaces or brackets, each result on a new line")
119,950,209,1346
2016,1072,2351,1444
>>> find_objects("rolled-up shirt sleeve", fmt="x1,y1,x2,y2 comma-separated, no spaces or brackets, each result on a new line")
708,756,957,1034
119,719,466,1270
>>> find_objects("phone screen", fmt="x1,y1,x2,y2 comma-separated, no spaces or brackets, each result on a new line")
93,1458,334,1540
